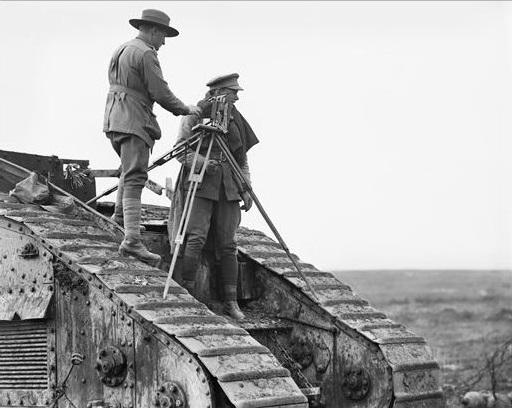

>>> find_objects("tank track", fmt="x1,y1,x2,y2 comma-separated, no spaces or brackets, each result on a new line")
0,201,307,408
235,227,444,408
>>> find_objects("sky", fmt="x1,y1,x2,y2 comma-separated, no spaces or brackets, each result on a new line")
1,1,512,271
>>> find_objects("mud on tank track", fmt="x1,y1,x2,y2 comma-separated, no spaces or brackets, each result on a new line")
0,158,444,408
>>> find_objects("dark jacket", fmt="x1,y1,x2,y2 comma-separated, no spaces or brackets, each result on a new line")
103,37,190,148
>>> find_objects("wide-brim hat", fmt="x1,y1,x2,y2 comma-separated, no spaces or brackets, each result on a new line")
129,9,179,38
206,73,244,91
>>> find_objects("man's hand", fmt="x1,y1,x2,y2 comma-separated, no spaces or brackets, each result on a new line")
240,191,253,212
187,105,202,116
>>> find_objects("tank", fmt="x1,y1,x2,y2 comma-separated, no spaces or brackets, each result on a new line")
0,154,445,408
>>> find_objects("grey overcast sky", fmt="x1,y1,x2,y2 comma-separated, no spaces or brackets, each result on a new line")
1,1,512,271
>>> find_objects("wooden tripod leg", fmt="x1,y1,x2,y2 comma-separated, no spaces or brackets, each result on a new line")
163,135,215,299
212,134,320,301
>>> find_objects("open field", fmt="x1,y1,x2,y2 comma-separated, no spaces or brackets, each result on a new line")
333,270,512,407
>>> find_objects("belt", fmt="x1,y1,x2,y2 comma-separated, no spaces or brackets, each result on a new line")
109,84,151,106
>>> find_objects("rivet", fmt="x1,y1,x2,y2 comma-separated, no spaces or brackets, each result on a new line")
80,330,85,335
206,391,210,396
166,340,170,345
196,367,200,373
43,252,46,257
19,288,24,293
127,321,132,326
98,284,102,289
21,273,25,278
120,340,126,346
86,300,90,306
2,255,6,259
108,293,113,299
58,253,62,257
7,223,11,228
239,383,244,388
111,310,116,316
43,273,47,278
50,346,55,352
128,363,134,369
73,296,78,301
61,290,66,295
188,358,192,363
88,276,92,281
81,378,86,384
129,383,134,389
124,383,128,389
18,227,22,232
179,351,184,356
120,315,125,321
32,278,37,284
201,378,206,383
128,342,133,347
31,287,35,292
11,268,15,272
68,260,72,265
159,386,165,393
99,306,103,311
7,288,12,294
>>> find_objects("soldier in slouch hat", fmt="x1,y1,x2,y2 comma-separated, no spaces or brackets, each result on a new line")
104,9,201,266
168,73,259,320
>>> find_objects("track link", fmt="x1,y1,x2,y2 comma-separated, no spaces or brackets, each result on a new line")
0,202,307,408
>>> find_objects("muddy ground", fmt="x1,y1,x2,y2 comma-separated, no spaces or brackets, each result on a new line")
334,270,512,408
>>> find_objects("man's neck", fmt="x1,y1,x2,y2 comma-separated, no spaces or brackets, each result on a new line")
137,32,153,47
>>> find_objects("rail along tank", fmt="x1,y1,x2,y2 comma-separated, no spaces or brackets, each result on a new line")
0,152,445,408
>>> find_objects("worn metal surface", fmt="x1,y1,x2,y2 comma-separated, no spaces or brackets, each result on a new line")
0,157,444,408
236,227,445,408
0,157,307,408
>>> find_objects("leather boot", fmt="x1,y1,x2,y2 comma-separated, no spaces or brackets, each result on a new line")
110,214,146,232
223,284,245,321
119,197,159,266
119,238,161,267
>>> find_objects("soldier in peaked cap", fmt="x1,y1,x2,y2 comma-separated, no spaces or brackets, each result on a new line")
104,9,202,266
168,73,259,320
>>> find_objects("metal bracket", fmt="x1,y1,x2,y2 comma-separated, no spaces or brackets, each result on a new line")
19,242,39,259
153,381,187,408
95,346,127,387
341,366,371,401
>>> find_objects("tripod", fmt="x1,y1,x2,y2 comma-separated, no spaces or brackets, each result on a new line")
162,117,319,300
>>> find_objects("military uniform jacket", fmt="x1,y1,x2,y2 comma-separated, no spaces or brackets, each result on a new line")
103,37,189,148
176,114,247,202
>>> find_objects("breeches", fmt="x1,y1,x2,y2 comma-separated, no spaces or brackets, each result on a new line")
108,132,149,200
182,191,241,285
